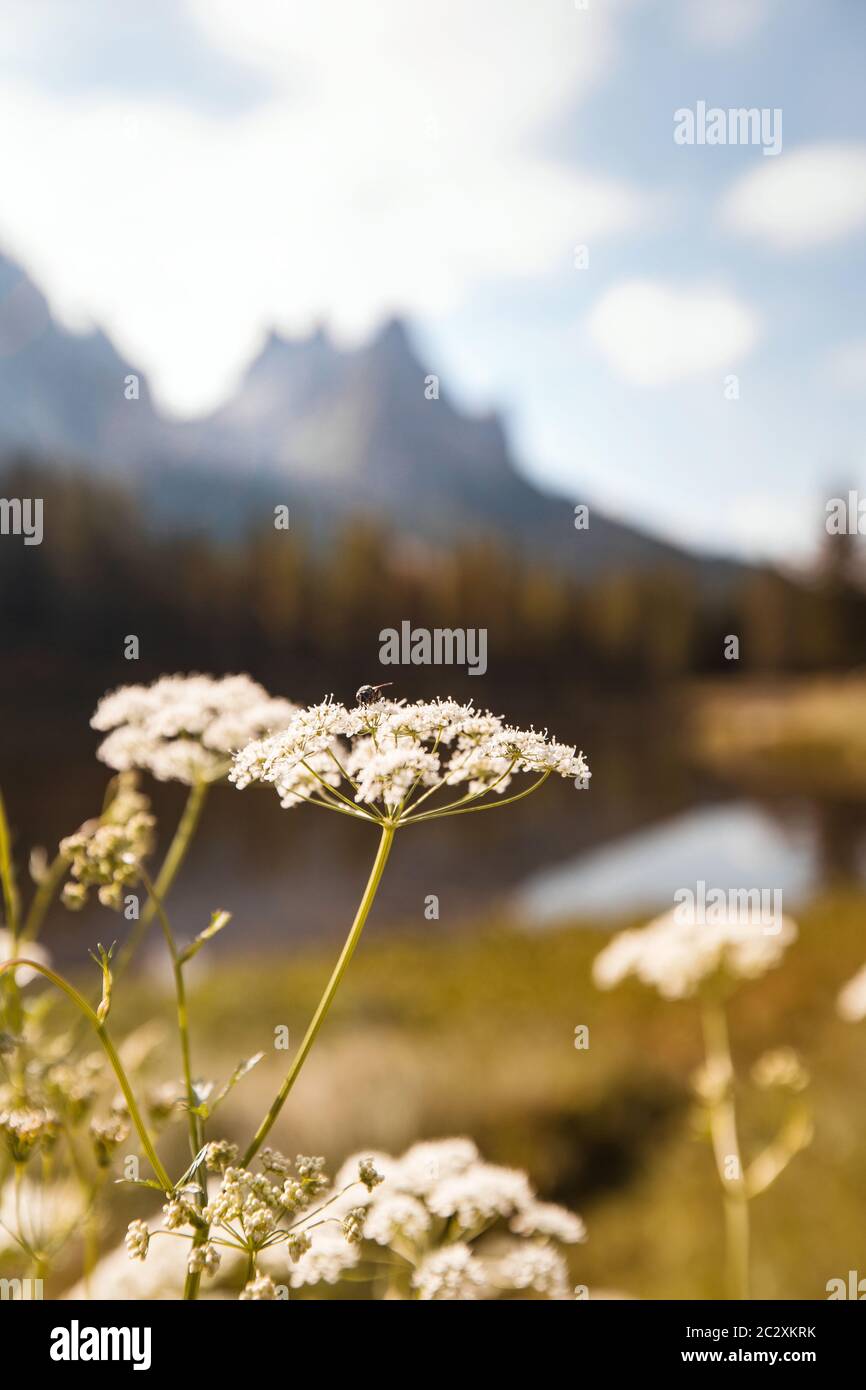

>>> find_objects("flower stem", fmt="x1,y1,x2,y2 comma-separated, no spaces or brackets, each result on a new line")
21,851,69,944
403,771,551,825
139,869,208,1301
701,999,750,1300
242,823,395,1166
0,787,23,1035
114,780,209,981
0,959,171,1192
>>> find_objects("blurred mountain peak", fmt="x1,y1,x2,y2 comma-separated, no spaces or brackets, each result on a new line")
0,246,745,585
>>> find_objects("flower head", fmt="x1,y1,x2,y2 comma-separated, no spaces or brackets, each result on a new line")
493,1240,570,1299
187,1241,221,1276
295,1137,585,1301
125,1219,149,1262
593,905,797,1001
239,1273,278,1300
837,962,866,1023
413,1243,487,1300
0,930,50,986
204,1139,239,1173
230,695,588,825
90,1114,130,1168
92,674,297,786
0,1106,59,1163
60,774,155,912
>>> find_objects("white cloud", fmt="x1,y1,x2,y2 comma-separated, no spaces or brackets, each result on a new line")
0,0,649,415
586,280,759,386
723,143,866,250
676,0,776,49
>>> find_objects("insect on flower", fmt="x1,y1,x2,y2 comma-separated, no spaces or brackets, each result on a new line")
355,683,394,706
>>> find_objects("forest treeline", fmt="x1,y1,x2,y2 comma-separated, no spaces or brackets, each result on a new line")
2,461,865,702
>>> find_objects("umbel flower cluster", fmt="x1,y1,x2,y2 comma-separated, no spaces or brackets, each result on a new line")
125,1146,384,1298
1,671,592,1303
92,674,297,786
230,696,589,821
60,772,155,912
256,1138,586,1300
593,904,797,1000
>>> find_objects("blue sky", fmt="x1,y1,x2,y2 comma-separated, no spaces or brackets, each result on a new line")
0,0,863,562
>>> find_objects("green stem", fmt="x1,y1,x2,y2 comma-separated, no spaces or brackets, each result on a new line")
138,869,207,1301
0,787,23,1036
0,958,171,1193
242,823,395,1166
114,780,209,981
21,852,69,944
701,999,750,1300
0,786,21,936
403,771,550,825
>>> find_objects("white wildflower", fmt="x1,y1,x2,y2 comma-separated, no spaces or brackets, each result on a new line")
0,929,49,986
510,1200,586,1244
204,1139,239,1172
427,1163,534,1228
289,1226,361,1287
286,1231,312,1263
391,1137,480,1197
187,1241,221,1276
751,1047,809,1092
493,1240,570,1298
0,1107,59,1163
593,906,797,1001
239,1273,278,1300
259,1147,293,1177
413,1243,487,1300
341,1206,367,1244
363,1193,430,1247
333,1149,401,1193
837,962,866,1023
162,1198,194,1231
92,674,296,786
358,1156,385,1192
0,1179,84,1257
231,697,588,822
124,1219,149,1262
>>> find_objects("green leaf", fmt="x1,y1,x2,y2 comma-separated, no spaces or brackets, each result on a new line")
176,1143,210,1189
208,1052,265,1115
178,909,232,965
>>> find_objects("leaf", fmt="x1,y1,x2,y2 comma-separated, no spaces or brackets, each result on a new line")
175,1144,210,1189
745,1103,813,1199
178,909,232,965
113,1177,165,1191
88,941,116,1023
207,1052,266,1116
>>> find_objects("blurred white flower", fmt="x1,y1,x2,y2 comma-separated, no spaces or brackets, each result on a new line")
837,963,866,1023
288,1225,361,1288
0,1176,83,1256
363,1193,431,1246
593,906,797,1000
92,674,296,785
510,1199,587,1244
427,1163,534,1228
413,1243,487,1300
750,1047,809,1092
0,929,50,986
292,1137,585,1301
493,1239,570,1299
